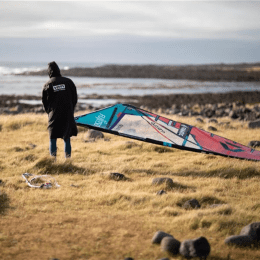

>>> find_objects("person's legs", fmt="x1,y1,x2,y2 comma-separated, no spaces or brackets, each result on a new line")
64,138,71,158
50,139,57,157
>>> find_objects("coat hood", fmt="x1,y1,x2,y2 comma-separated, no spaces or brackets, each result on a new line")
48,61,61,78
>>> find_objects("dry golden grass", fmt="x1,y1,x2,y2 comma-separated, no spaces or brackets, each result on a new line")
245,66,260,72
1,112,260,260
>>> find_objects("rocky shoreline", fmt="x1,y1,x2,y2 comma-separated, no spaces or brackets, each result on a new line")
1,91,260,122
10,62,260,120
132,91,260,122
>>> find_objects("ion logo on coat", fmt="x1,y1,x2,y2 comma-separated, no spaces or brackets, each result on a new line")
53,84,65,92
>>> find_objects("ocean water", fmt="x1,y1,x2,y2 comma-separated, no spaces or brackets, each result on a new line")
1,61,260,97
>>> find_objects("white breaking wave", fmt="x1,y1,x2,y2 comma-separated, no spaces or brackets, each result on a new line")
0,66,12,75
0,61,102,76
0,65,45,75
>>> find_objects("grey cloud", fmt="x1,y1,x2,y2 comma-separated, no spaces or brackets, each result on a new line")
0,2,154,25
0,1,259,39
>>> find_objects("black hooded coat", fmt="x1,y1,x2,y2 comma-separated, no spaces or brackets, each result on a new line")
42,62,78,140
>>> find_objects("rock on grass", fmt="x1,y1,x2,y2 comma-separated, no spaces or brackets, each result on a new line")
109,172,127,181
179,236,210,259
151,231,173,244
86,129,104,140
248,120,260,129
225,222,260,247
240,222,260,240
225,235,254,247
208,126,217,131
152,178,174,188
161,236,180,255
182,199,201,209
248,140,260,148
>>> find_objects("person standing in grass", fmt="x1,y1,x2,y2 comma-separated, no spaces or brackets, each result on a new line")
42,61,78,159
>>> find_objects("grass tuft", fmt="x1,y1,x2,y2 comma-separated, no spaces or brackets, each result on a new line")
199,196,225,207
3,119,33,131
251,203,260,211
0,191,10,214
31,157,91,175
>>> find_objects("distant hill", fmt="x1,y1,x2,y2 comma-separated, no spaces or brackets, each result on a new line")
19,63,260,81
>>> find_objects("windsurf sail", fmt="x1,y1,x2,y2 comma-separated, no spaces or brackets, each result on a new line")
75,104,260,161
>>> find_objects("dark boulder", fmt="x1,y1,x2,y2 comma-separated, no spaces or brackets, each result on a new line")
248,120,260,129
208,118,218,124
229,110,239,119
161,236,181,255
182,199,201,210
179,236,210,259
86,129,104,140
224,235,254,247
196,118,204,123
151,231,173,244
240,222,260,241
109,172,126,181
201,108,215,118
152,178,174,188
215,108,226,117
207,126,217,131
248,141,260,148
225,222,260,247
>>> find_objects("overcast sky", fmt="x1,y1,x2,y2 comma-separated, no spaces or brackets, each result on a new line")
1,1,260,65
